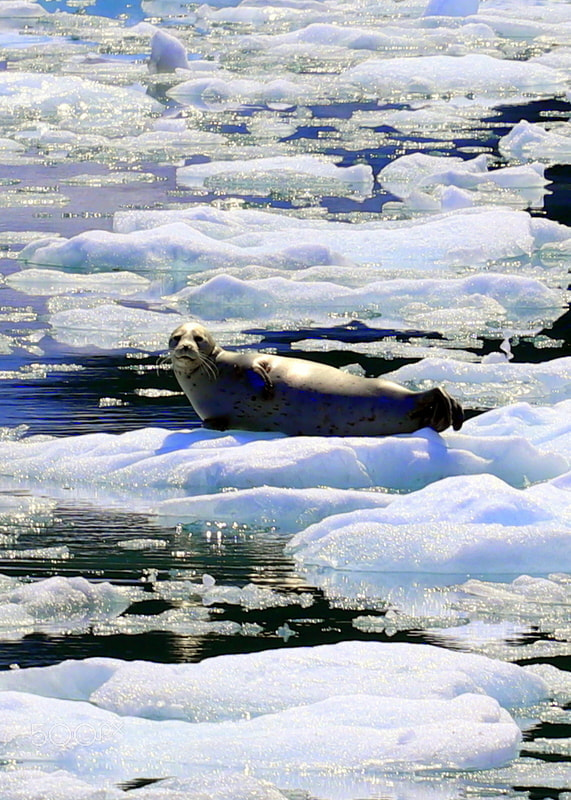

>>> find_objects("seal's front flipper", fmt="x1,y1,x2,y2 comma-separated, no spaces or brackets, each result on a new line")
250,360,274,400
203,415,230,431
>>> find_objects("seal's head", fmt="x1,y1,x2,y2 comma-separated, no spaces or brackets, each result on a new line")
168,322,219,377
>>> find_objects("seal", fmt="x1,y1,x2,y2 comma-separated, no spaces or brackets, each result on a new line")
168,322,464,436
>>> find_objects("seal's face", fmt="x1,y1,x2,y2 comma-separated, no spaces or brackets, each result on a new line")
169,322,217,376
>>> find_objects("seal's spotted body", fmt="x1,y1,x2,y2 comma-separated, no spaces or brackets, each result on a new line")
169,322,464,436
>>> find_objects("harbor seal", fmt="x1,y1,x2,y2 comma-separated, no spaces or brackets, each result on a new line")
168,322,464,436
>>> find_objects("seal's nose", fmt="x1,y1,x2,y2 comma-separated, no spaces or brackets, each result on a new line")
174,341,198,359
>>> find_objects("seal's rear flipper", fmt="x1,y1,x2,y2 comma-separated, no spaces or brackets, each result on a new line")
410,387,464,433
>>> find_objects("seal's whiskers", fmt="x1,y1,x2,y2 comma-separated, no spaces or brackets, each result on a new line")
199,353,219,382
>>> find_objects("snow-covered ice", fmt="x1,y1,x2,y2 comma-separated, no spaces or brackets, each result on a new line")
286,471,571,574
18,205,570,277
0,400,568,508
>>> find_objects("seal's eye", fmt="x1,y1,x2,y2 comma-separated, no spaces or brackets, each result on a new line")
194,334,204,343
169,335,181,348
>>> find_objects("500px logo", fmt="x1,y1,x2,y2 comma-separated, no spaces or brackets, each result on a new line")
28,720,123,747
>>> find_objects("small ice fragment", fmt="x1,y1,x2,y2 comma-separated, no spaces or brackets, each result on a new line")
149,28,190,73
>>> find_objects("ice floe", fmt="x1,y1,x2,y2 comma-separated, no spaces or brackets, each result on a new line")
165,270,567,333
342,53,566,100
19,206,569,278
500,118,571,164
155,485,392,529
378,151,549,211
0,576,135,640
385,356,571,407
176,155,374,197
149,28,190,73
0,73,162,136
0,638,548,717
0,399,568,509
286,471,571,574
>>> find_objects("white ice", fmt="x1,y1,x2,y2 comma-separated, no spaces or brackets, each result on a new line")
165,270,567,334
0,576,136,641
149,28,190,73
19,206,569,277
0,400,568,508
286,470,571,574
500,118,571,164
0,73,162,136
176,155,374,197
342,53,566,100
0,638,548,719
378,151,549,211
384,355,571,407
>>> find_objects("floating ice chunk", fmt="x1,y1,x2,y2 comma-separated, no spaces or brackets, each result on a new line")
0,413,567,510
0,1,47,16
7,268,150,297
13,123,109,159
149,28,190,73
198,4,313,24
418,572,571,659
165,270,566,331
461,400,571,457
0,768,294,800
1,545,70,560
532,48,571,71
424,0,479,16
342,54,566,100
355,99,491,137
154,485,392,529
21,223,349,275
199,582,313,610
0,137,25,153
118,538,168,549
287,473,571,574
59,171,160,187
132,773,290,800
464,11,571,42
0,363,84,382
0,495,56,531
94,609,242,637
13,119,226,163
0,685,521,780
0,73,162,136
48,304,182,351
0,575,133,640
380,152,547,198
111,127,227,160
462,574,571,605
499,119,571,164
0,769,127,800
177,155,374,197
0,640,547,719
242,20,480,51
0,642,552,788
437,184,473,209
167,74,316,109
384,356,571,408
22,206,553,274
